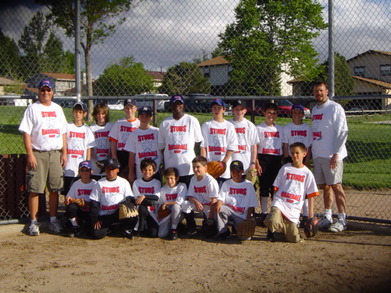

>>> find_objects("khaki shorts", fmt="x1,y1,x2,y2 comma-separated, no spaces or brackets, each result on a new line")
264,206,301,243
26,150,63,193
313,157,343,185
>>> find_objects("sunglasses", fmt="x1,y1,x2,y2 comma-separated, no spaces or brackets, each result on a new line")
79,168,91,172
40,88,52,93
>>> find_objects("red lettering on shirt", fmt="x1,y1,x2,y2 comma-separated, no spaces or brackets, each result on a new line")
139,187,155,194
138,133,155,142
120,126,136,132
41,111,57,118
313,131,322,140
138,151,158,158
264,131,279,138
77,189,92,196
209,146,226,152
286,173,305,182
281,191,301,202
95,131,109,138
312,114,323,121
291,130,307,137
102,186,120,193
235,127,245,134
229,188,247,195
68,149,84,156
42,129,60,135
262,148,281,155
96,149,109,154
69,131,86,139
227,204,245,213
170,125,187,132
194,186,207,193
166,193,178,201
210,128,227,135
238,145,246,151
168,144,188,151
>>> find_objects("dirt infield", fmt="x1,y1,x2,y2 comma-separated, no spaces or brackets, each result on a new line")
0,221,391,293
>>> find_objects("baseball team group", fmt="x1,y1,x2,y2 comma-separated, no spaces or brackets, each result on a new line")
18,79,348,243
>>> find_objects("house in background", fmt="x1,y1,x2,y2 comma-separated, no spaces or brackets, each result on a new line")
197,56,293,96
146,71,166,92
0,77,25,95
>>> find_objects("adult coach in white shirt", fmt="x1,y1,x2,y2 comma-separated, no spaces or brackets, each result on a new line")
158,95,203,187
311,81,348,233
19,79,68,236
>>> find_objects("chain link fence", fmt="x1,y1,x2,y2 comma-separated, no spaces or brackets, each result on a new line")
0,0,391,222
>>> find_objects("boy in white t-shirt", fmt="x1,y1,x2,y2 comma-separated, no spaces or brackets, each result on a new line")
90,103,113,180
109,99,140,177
63,102,96,195
201,98,238,186
64,160,96,237
215,160,259,241
229,100,258,173
133,158,161,238
181,156,220,237
158,167,187,240
124,106,161,184
264,142,319,243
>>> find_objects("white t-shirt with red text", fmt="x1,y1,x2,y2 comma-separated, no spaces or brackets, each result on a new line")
187,173,220,205
133,178,161,223
282,122,313,148
272,164,319,223
18,101,67,151
256,123,284,156
109,118,140,151
90,122,113,176
158,114,203,176
67,179,96,212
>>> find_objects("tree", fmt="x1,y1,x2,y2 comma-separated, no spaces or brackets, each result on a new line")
0,29,21,79
18,11,74,77
94,56,153,96
38,0,137,119
159,62,211,96
218,0,327,96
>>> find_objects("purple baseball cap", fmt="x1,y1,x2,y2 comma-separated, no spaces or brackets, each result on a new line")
211,98,226,107
79,160,92,170
291,104,305,113
170,95,185,104
38,79,54,89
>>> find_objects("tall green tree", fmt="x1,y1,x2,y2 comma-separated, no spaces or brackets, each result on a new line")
94,56,153,96
218,0,327,96
0,29,21,79
160,62,211,96
38,0,137,119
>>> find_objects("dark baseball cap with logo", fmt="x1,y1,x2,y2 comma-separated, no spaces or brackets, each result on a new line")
73,102,87,112
100,158,120,174
291,104,305,113
170,95,185,104
138,106,153,116
38,79,54,89
231,100,245,109
79,160,92,170
211,98,226,107
230,160,244,172
124,99,137,107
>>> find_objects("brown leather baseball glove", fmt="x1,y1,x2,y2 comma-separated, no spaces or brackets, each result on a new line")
207,161,226,178
158,205,171,220
119,200,138,220
237,218,256,240
70,198,85,208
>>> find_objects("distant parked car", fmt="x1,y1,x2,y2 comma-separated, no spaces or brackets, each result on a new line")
276,100,311,118
133,94,169,112
107,100,124,110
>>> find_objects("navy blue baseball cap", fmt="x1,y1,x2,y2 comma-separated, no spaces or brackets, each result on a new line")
291,104,305,113
211,98,226,107
38,79,54,89
79,160,92,170
230,160,244,171
231,100,245,109
73,102,87,112
138,106,153,116
170,95,185,104
100,158,120,173
124,99,137,107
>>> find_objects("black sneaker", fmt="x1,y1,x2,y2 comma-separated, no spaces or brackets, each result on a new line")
216,230,230,240
69,226,81,238
122,229,135,240
168,229,178,240
266,229,275,242
184,228,197,237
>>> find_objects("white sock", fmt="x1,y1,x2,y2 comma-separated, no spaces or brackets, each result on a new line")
70,218,78,227
31,219,38,224
261,197,269,214
338,213,346,223
324,209,332,221
50,216,58,223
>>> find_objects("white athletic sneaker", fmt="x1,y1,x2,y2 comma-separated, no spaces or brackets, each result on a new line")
318,217,332,230
29,222,40,236
328,220,347,233
49,221,63,233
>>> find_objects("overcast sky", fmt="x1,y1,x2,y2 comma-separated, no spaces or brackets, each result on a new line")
0,0,390,78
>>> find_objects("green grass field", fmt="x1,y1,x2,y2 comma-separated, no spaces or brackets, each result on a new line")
1,106,390,189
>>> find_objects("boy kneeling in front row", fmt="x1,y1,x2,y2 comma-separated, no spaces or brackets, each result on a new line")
264,142,319,243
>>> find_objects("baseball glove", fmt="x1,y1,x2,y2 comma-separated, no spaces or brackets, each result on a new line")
158,205,171,220
237,218,256,240
70,198,85,208
303,217,319,238
207,161,226,178
245,168,257,185
119,199,138,220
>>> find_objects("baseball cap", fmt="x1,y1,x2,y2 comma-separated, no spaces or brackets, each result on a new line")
138,106,153,116
124,99,137,107
211,98,226,107
38,79,54,89
291,104,305,113
73,102,87,112
79,160,92,170
231,100,245,109
230,160,244,172
170,95,185,104
100,158,120,174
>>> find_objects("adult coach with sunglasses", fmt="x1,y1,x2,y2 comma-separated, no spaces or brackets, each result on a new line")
19,79,68,236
